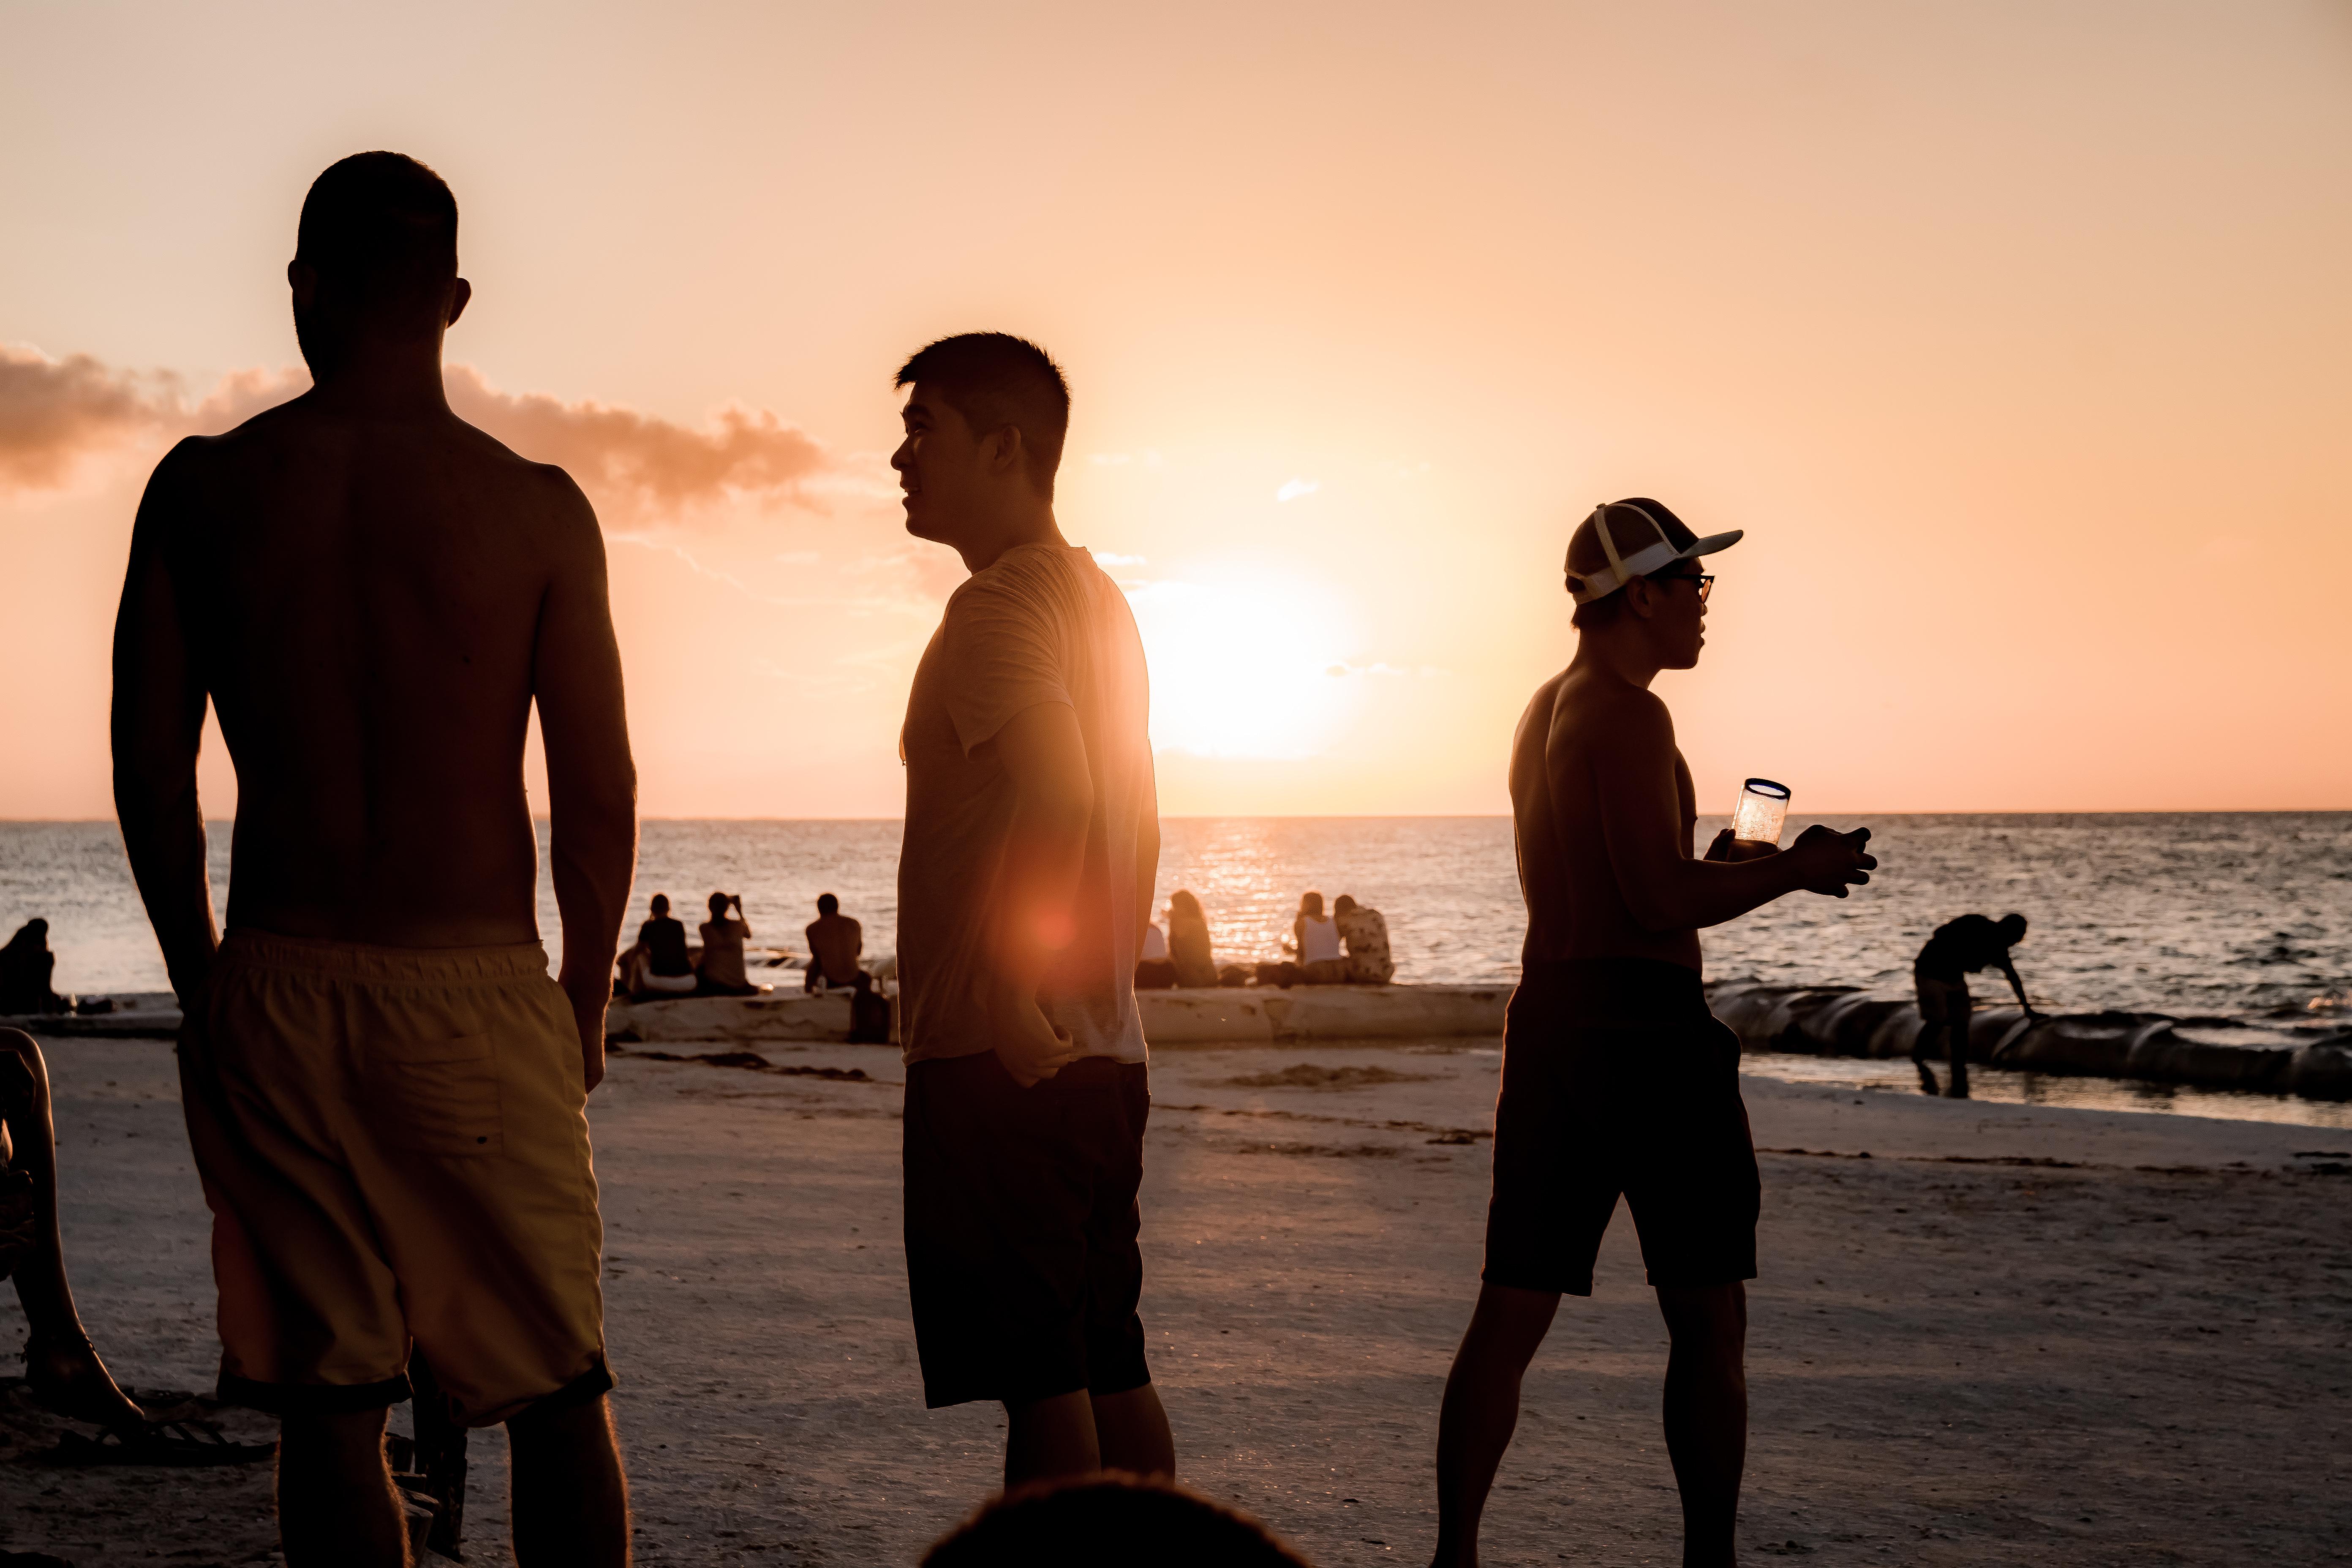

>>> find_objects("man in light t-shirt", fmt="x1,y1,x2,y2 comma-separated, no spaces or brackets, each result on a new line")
889,332,1173,1489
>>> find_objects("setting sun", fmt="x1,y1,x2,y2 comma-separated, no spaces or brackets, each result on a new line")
1122,569,1364,762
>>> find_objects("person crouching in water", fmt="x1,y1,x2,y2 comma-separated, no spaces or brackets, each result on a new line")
1427,498,1876,1568
1911,912,2041,1098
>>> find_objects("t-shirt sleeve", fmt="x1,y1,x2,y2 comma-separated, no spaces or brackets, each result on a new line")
936,577,1072,755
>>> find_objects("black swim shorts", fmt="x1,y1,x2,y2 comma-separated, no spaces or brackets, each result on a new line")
1483,957,1759,1296
902,1051,1152,1409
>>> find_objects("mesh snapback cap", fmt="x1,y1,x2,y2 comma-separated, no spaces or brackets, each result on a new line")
1565,498,1743,606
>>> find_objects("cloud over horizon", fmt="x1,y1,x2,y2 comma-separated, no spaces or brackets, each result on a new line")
0,344,852,525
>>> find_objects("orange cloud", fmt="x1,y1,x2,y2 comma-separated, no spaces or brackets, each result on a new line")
0,345,845,525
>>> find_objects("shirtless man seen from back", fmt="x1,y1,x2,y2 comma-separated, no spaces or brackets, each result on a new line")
1427,498,1876,1568
112,152,634,1568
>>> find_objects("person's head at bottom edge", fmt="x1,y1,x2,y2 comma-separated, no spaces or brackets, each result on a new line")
922,1472,1315,1568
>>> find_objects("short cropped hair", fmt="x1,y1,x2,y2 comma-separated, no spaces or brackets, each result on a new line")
894,333,1070,496
922,1474,1312,1568
296,152,458,304
817,893,839,916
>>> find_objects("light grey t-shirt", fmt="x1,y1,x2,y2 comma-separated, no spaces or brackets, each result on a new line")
896,543,1156,1067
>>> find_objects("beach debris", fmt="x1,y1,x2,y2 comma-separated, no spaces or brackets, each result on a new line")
41,1419,275,1467
614,1046,870,1081
1223,1063,1434,1091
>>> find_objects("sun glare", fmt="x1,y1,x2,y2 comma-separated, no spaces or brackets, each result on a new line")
1125,573,1363,760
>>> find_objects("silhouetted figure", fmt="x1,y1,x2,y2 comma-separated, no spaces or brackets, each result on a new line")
2,1029,147,1432
1333,894,1395,985
1428,499,1875,1568
0,920,67,1015
923,1473,1314,1568
1165,890,1218,988
1912,912,2039,1098
891,332,1174,1490
111,152,633,1566
621,893,695,998
696,892,757,996
846,970,895,1045
805,892,865,992
1292,892,1347,984
1133,919,1177,989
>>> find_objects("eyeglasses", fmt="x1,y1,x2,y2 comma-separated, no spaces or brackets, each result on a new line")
1653,571,1714,602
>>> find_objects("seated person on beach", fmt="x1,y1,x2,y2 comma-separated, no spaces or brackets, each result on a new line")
2,1028,147,1433
1912,912,2039,1099
0,920,67,1015
111,153,634,1565
699,892,759,996
1166,890,1219,988
1428,498,1875,1568
621,893,697,997
923,1472,1312,1568
1134,918,1177,989
1291,892,1348,984
804,893,864,992
1332,894,1394,985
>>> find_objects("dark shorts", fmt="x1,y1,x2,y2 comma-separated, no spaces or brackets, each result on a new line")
903,1051,1152,1409
1483,958,1760,1296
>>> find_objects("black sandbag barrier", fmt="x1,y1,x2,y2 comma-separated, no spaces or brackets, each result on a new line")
1704,980,2352,1102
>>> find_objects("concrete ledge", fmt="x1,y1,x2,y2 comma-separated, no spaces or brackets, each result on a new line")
602,983,1511,1047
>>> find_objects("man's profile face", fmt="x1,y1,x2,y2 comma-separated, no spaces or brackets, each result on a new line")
890,386,984,544
1643,563,1711,670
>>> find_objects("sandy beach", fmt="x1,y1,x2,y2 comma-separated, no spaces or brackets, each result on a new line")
3,1032,2347,1567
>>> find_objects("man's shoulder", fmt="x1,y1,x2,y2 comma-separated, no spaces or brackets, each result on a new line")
1548,673,1673,748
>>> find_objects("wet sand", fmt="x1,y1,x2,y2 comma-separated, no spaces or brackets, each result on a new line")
3,1035,2347,1566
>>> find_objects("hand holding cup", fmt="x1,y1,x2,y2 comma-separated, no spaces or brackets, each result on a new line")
1786,824,1876,897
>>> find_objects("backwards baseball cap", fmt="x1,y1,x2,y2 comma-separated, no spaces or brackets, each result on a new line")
1565,498,1743,606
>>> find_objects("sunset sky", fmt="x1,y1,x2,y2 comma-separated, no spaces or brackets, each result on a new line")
4,1,2347,818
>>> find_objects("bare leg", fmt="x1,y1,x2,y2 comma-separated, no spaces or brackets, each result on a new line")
1945,1003,1973,1099
1909,1013,1939,1096
1092,1381,1175,1478
509,1392,631,1568
1004,1388,1100,1489
1656,1282,1747,1568
1429,1282,1560,1568
0,1029,145,1429
278,1406,407,1568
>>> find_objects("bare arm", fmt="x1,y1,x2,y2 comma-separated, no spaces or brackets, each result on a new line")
532,478,636,1090
1134,760,1161,962
1583,692,1873,934
989,700,1094,1085
110,444,220,1005
1998,954,2035,1013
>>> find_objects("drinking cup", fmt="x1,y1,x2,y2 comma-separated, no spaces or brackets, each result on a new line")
1731,778,1791,846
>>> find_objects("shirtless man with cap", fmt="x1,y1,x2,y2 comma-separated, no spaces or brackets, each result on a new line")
1426,498,1876,1568
112,152,634,1567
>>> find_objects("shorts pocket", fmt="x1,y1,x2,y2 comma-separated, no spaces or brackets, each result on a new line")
373,1032,504,1157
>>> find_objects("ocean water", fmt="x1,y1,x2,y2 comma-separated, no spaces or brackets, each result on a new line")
5,814,2346,1023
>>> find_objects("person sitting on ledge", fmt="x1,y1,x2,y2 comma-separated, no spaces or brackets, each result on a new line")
0,920,68,1016
1,1028,148,1432
1133,917,1176,990
804,893,865,993
698,892,760,996
1292,891,1348,984
1332,894,1394,985
1166,890,1218,988
621,893,697,999
923,1471,1313,1567
1912,912,2042,1099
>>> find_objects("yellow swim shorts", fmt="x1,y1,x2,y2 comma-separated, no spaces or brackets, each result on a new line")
179,931,610,1426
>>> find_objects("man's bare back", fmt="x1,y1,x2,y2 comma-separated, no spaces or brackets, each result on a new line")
125,399,613,947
